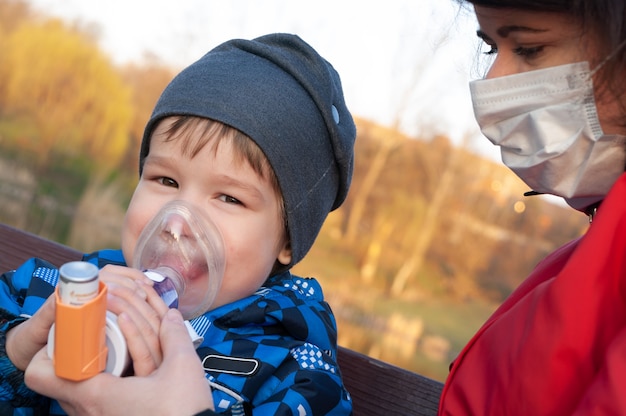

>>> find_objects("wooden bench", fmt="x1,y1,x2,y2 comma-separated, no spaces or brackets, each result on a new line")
0,223,443,415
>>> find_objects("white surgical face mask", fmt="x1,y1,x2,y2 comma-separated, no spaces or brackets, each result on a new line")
470,61,626,211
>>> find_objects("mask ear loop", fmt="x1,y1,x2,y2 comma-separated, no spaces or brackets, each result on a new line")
589,38,626,77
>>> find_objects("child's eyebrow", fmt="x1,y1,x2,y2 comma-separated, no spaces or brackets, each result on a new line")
214,174,266,201
143,155,174,168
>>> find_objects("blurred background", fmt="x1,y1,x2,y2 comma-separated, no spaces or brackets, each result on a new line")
0,0,589,381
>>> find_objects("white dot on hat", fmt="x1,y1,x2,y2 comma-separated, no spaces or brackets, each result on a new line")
331,105,339,124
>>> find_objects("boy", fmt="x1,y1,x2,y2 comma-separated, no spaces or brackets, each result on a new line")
0,33,356,415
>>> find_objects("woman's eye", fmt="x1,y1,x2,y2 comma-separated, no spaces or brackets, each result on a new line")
158,177,178,188
219,194,242,205
513,46,544,58
481,43,497,55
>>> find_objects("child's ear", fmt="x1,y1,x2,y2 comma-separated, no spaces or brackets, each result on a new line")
277,241,292,266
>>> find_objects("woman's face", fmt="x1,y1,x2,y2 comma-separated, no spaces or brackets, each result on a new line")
474,6,588,78
473,5,626,135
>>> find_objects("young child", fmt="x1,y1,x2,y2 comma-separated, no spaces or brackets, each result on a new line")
0,33,356,415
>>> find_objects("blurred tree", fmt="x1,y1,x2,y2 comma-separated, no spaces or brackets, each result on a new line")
120,60,175,173
344,123,400,245
342,121,588,301
0,19,132,169
390,134,460,296
0,0,32,108
0,0,31,37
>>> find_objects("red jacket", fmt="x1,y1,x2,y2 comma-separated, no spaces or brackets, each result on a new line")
439,173,626,416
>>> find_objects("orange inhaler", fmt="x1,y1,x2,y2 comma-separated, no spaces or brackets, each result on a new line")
53,281,108,381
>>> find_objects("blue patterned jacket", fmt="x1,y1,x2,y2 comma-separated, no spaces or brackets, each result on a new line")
0,249,352,415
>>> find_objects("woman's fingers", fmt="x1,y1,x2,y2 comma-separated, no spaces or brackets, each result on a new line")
25,309,214,416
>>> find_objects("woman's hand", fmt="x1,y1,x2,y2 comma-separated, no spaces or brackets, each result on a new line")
25,308,214,416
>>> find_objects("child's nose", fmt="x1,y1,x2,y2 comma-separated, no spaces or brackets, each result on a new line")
162,213,192,241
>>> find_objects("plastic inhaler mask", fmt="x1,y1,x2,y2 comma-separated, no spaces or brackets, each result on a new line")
133,200,226,320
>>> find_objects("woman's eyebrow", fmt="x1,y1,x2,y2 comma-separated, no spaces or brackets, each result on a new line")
476,29,490,41
477,25,548,40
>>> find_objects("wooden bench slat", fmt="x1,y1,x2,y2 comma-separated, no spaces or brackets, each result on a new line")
337,347,442,415
0,223,443,415
0,224,82,271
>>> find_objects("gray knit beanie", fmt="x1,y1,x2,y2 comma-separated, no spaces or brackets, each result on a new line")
139,33,356,268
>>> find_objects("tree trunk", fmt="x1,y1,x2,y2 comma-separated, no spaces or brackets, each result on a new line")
390,139,465,296
344,136,397,245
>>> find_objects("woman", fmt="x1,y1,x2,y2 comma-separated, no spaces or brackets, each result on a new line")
439,1,626,415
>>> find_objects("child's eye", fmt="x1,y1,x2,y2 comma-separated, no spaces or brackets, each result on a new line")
158,177,178,188
513,46,544,58
218,194,242,205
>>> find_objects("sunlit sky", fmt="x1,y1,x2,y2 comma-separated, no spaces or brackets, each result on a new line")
28,0,500,159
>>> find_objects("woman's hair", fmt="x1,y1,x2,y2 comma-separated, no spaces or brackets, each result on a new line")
457,0,626,123
456,0,568,11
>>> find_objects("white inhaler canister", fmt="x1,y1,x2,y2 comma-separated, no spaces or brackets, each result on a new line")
58,261,99,305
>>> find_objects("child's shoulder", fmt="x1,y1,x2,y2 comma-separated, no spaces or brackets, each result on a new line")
81,249,126,268
264,272,325,300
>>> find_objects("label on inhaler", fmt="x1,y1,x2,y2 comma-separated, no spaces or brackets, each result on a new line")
59,261,100,305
